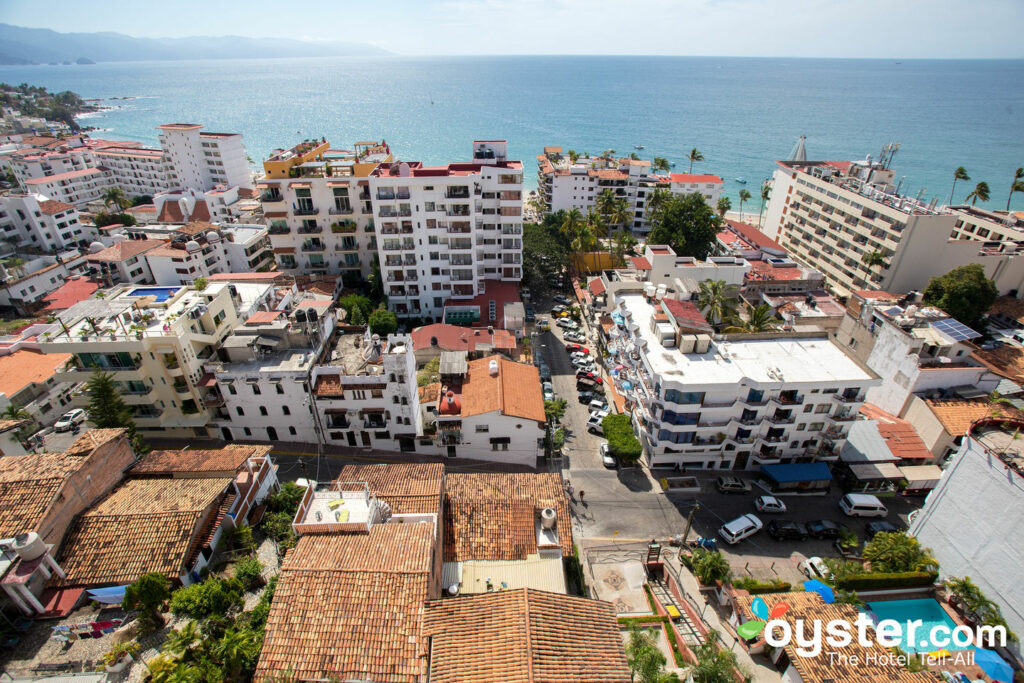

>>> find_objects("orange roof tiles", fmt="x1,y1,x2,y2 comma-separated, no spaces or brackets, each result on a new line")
41,276,98,312
0,451,89,538
0,350,72,399
858,404,933,461
746,258,805,281
245,310,283,325
629,256,652,270
972,345,1024,384
86,239,165,263
588,278,606,296
924,398,1024,437
38,199,75,216
668,173,723,183
423,589,630,683
255,523,434,683
335,463,443,515
724,219,786,253
411,323,516,353
661,298,713,333
590,169,628,180
157,201,185,223
444,473,572,561
132,445,268,475
313,374,344,397
455,356,545,423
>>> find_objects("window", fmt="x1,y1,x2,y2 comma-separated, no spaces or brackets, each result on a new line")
289,426,296,436
244,427,251,436
226,383,237,395
236,407,244,416
282,406,290,415
663,389,704,405
213,311,225,326
259,406,268,416
252,384,261,395
276,384,284,394
475,425,489,433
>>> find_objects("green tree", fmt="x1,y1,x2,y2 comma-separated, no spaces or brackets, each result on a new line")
860,250,888,285
647,193,723,260
101,187,129,211
368,255,384,302
544,398,567,423
625,624,682,683
722,303,780,333
567,150,579,163
131,194,153,207
349,306,366,326
123,572,171,633
652,157,670,173
233,554,264,590
737,188,752,220
690,548,731,584
965,181,991,206
715,196,731,218
339,294,373,322
164,620,203,662
687,147,704,174
521,335,532,362
86,370,142,449
922,263,997,331
697,280,737,328
170,577,245,620
417,356,441,387
192,276,208,291
368,308,398,336
602,414,643,462
595,189,617,221
94,211,137,228
265,481,306,514
586,208,608,242
691,631,739,683
602,149,616,160
862,532,937,573
1008,167,1024,211
645,187,672,226
214,627,261,681
611,229,638,265
609,198,630,233
950,166,970,205
758,181,771,227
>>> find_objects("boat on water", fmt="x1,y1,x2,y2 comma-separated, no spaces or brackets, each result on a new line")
735,177,747,184
670,161,676,167
634,145,644,150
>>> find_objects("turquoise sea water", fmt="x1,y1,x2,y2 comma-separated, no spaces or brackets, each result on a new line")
1,56,1023,209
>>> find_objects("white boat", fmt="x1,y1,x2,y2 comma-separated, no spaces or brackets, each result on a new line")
735,177,747,184
634,145,644,150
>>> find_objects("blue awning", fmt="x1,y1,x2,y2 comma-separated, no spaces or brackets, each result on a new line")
761,462,833,483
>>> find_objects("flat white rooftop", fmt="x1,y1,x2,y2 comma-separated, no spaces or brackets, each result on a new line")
619,294,873,387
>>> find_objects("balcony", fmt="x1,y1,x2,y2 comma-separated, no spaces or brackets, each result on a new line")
298,225,323,234
766,413,796,425
771,393,804,406
330,221,357,233
827,412,857,423
447,207,470,217
376,191,396,200
739,395,768,407
446,188,470,200
294,205,318,216
329,205,354,215
832,392,865,404
302,242,326,252
269,224,290,235
260,190,283,202
396,191,411,200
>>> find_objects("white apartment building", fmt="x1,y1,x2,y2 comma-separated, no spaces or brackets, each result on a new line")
0,194,93,252
8,145,94,183
157,124,252,191
764,158,1024,297
835,290,1000,417
205,291,337,444
609,293,879,471
536,146,722,235
85,238,163,286
91,145,173,198
23,167,114,207
371,141,524,321
0,253,88,315
259,139,391,282
41,281,273,438
311,332,420,452
139,224,272,285
948,204,1024,244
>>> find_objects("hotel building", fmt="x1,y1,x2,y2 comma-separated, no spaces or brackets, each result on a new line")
157,123,252,191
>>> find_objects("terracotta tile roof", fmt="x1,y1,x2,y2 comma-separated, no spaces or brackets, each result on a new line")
62,428,127,457
86,239,165,263
41,276,98,312
668,173,723,184
746,258,805,282
589,169,628,180
255,524,434,682
423,589,630,683
852,289,898,301
335,463,443,515
156,201,184,223
924,398,1024,437
313,374,344,397
0,419,26,434
444,473,572,561
178,220,217,236
455,356,545,423
442,279,521,330
629,256,652,270
588,277,606,296
38,199,75,216
56,477,231,586
132,445,269,476
724,219,786,253
735,592,943,683
858,404,933,461
418,382,441,404
972,345,1024,384
0,350,72,399
237,188,258,199
245,310,283,325
411,323,516,353
0,452,87,538
661,298,713,333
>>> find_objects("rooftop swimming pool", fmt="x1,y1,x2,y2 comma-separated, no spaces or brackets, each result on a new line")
865,599,972,654
128,287,180,303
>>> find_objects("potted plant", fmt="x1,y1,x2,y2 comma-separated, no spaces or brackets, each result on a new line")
103,640,140,673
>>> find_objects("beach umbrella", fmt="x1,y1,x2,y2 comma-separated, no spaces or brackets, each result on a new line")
622,381,633,390
802,579,834,604
973,649,1012,682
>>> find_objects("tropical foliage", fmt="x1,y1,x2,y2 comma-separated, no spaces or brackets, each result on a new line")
123,572,171,633
697,279,737,328
722,303,781,334
86,369,145,453
862,532,937,573
689,548,731,585
368,308,398,336
922,263,997,331
950,166,970,204
1008,167,1024,211
602,414,643,462
687,147,704,174
646,193,722,260
690,631,741,683
965,181,991,206
625,625,683,683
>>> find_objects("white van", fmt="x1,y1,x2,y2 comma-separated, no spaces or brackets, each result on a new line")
839,493,888,518
718,514,763,545
799,556,831,580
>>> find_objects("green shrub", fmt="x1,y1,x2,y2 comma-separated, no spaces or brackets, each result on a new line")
123,572,170,633
601,414,643,462
690,547,731,585
234,555,264,590
834,571,939,591
264,482,305,515
231,525,256,552
732,577,792,594
170,577,245,620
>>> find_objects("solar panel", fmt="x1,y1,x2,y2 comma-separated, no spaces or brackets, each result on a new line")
930,318,981,341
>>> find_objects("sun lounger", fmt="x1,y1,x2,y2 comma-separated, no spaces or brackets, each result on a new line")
334,509,349,522
327,499,345,510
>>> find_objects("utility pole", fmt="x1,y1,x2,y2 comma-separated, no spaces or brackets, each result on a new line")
681,503,700,546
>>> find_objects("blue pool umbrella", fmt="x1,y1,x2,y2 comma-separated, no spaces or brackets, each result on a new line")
973,649,1012,682
802,580,834,604
621,381,633,390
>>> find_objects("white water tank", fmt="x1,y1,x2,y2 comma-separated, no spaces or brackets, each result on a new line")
645,284,656,298
540,507,557,529
13,532,46,562
447,584,460,597
656,284,667,300
489,359,499,376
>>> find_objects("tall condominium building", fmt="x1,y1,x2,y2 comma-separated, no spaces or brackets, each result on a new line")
536,146,722,235
607,293,879,470
764,158,1024,297
157,123,253,192
23,167,114,207
258,139,393,282
91,145,174,198
0,194,94,251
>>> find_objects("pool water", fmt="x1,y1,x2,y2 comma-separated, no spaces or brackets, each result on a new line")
865,599,972,654
128,287,180,303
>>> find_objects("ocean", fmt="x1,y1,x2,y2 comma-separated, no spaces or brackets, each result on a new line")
2,55,1023,210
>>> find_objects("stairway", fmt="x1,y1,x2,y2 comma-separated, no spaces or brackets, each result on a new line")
650,579,704,648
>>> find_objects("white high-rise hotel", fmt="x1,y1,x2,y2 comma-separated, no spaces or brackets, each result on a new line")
157,124,253,192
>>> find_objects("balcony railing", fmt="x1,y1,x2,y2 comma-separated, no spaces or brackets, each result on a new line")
269,225,291,235
376,191,395,200
302,242,326,252
446,189,470,199
294,205,318,216
298,225,323,234
260,191,283,202
329,206,354,215
833,393,865,403
396,191,411,200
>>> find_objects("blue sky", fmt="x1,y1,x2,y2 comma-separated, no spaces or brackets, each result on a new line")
1,0,1022,58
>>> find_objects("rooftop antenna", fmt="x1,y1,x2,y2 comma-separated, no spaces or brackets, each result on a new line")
915,187,927,202
895,176,906,195
886,142,901,169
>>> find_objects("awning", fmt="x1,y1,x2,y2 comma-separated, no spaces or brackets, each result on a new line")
848,462,905,481
898,464,943,488
440,350,468,376
273,247,295,254
256,181,279,188
761,462,833,483
264,211,288,218
359,408,386,415
290,182,312,188
325,181,350,187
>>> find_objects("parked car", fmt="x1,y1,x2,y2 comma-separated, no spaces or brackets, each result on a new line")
588,399,609,413
865,520,902,537
557,319,579,329
715,476,752,494
587,413,605,435
839,493,888,518
767,519,809,541
566,344,590,354
542,382,554,402
718,514,763,545
551,305,567,314
575,371,601,382
553,295,572,305
525,305,536,322
754,495,787,514
578,391,598,404
577,378,600,392
806,519,844,539
564,331,586,343
798,556,831,580
571,358,595,371
600,443,617,469
54,409,86,432
570,352,591,363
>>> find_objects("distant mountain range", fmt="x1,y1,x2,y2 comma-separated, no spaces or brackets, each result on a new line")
0,24,391,65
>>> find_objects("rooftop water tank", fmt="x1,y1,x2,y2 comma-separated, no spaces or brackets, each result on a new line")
13,532,46,562
489,359,499,376
88,241,105,253
540,507,557,529
185,240,201,252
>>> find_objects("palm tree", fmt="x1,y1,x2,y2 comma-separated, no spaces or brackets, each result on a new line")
687,147,704,174
758,181,771,228
629,152,641,161
2,404,30,421
585,208,608,241
101,187,129,211
723,303,780,333
602,149,616,161
965,181,991,206
737,189,752,220
651,157,670,173
570,223,596,274
1008,167,1024,211
567,149,579,163
861,250,887,270
596,189,617,218
716,196,731,218
609,198,630,232
697,280,737,328
611,230,638,264
560,208,585,274
950,167,970,205
645,187,672,226
691,631,738,683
